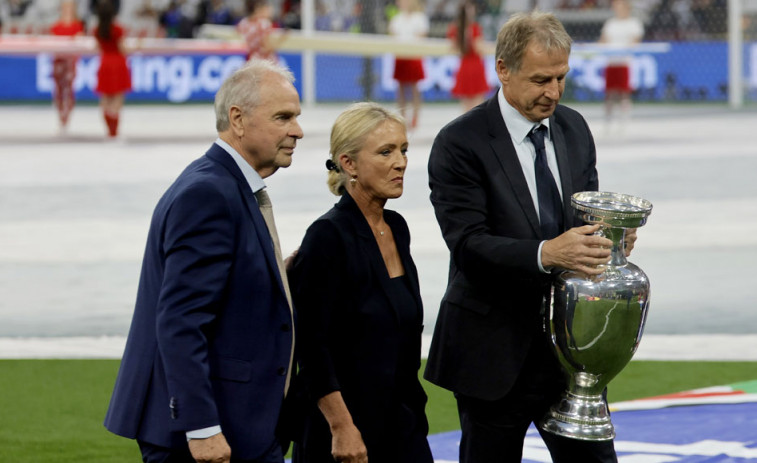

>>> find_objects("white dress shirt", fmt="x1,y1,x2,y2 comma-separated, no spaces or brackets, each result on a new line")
497,88,563,273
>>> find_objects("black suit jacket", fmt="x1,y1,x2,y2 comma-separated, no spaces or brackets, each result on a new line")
290,193,429,459
424,96,599,401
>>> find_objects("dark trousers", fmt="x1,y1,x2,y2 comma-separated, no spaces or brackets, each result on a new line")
455,339,617,463
138,438,284,463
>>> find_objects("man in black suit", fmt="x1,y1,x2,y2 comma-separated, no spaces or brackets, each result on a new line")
425,11,632,463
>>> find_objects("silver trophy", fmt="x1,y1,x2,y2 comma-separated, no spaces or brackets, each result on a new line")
540,191,653,441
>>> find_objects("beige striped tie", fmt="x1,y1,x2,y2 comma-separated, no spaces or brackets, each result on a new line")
255,188,295,395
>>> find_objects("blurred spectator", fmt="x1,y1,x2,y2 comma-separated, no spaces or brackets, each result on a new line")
645,0,682,40
7,0,34,18
315,0,332,30
159,0,198,37
1,0,35,33
388,0,429,129
49,0,85,133
599,0,644,132
476,0,506,39
281,0,301,29
314,0,358,31
745,13,757,41
237,0,285,60
428,0,457,21
121,0,168,37
447,0,490,112
197,0,237,25
93,0,132,138
91,0,120,15
691,0,726,37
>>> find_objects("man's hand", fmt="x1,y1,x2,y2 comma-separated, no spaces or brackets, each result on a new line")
188,433,231,463
330,423,368,463
624,228,638,257
541,224,613,275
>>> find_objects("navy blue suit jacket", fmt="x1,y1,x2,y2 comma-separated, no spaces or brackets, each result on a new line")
104,143,294,459
424,96,599,401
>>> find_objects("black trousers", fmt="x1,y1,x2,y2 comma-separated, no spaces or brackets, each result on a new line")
455,339,617,463
138,438,284,463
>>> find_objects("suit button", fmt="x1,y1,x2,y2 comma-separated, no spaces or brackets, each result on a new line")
277,367,287,376
169,397,178,419
281,323,290,332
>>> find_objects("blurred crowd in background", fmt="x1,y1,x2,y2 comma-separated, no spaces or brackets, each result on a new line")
0,0,753,42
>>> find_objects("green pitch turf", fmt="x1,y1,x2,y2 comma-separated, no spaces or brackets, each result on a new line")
0,359,754,461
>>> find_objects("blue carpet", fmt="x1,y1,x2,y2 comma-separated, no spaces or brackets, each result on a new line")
427,402,757,462
287,402,757,462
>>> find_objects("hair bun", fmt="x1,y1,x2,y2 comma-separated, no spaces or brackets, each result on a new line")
325,159,339,171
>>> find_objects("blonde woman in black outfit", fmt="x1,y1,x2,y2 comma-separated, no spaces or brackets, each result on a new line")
290,102,433,463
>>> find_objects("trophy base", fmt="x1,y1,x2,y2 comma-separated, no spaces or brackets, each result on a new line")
539,392,616,441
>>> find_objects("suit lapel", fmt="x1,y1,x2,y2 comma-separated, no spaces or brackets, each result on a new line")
338,194,404,325
549,116,574,225
205,145,287,300
485,98,542,237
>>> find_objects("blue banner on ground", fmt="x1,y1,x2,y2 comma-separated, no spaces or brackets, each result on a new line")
282,401,757,462
0,42,755,103
427,402,757,462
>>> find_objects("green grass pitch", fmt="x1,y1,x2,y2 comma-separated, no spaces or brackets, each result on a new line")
1,359,754,461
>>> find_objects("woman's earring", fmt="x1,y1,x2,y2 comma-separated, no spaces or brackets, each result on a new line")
350,175,357,184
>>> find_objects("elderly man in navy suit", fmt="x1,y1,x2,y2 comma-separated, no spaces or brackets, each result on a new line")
104,58,303,463
425,11,639,463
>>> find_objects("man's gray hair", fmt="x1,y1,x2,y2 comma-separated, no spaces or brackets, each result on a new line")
214,59,295,132
495,11,573,73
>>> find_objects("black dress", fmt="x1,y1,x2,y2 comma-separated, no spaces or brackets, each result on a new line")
290,194,433,463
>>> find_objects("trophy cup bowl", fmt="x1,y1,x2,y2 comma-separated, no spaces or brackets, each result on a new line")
539,191,653,441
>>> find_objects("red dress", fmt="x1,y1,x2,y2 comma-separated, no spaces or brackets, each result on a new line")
50,21,84,37
393,58,425,83
95,23,132,95
447,22,489,97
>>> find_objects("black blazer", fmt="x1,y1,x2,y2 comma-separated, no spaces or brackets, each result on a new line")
424,96,599,401
290,193,429,460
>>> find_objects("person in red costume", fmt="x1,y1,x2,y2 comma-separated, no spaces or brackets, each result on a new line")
94,0,132,138
49,0,85,133
237,0,285,62
388,0,429,130
447,0,490,112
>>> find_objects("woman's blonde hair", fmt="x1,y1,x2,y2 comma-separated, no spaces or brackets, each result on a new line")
327,102,405,196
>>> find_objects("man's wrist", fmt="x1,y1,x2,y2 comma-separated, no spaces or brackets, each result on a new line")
186,425,222,442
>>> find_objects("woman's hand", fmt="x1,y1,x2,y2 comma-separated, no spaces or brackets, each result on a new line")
284,247,299,272
330,423,368,463
317,391,368,463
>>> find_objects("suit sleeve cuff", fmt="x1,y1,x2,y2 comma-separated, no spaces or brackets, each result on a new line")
537,241,551,274
186,425,222,441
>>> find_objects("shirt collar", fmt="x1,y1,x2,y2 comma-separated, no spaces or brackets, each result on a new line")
497,87,551,145
214,137,266,194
